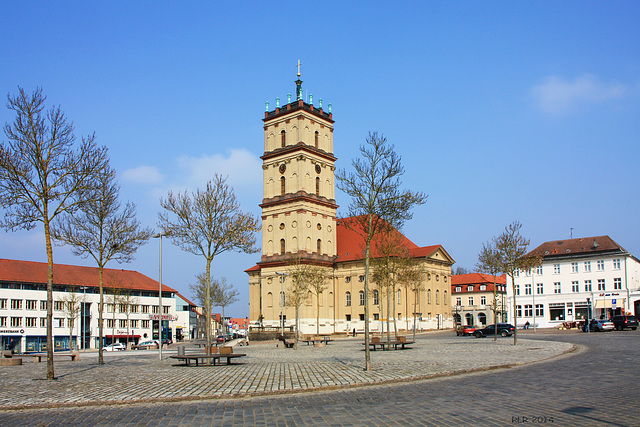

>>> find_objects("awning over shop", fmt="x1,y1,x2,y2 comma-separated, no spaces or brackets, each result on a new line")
595,299,625,309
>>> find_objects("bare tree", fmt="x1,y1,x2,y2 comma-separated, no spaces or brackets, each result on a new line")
59,290,83,350
189,272,217,324
52,164,151,364
285,259,311,349
336,132,427,371
159,174,259,357
453,266,470,275
119,290,139,349
306,265,329,337
396,258,424,341
494,221,532,345
476,241,503,341
212,277,238,343
0,88,108,379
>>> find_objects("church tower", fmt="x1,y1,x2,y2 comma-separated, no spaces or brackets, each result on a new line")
258,68,337,267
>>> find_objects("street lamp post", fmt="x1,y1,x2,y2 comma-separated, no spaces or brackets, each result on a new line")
152,233,167,361
276,272,287,335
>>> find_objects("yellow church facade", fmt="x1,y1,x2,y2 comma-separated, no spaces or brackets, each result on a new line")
246,74,454,335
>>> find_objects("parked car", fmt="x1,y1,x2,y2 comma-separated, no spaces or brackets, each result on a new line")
474,323,515,338
103,343,126,352
161,338,173,346
132,340,159,350
216,334,234,343
456,325,476,336
611,315,638,331
584,319,614,332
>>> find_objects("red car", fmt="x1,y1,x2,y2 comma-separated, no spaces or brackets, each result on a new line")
456,325,476,336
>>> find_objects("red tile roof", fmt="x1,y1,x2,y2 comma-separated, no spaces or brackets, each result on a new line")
528,236,626,258
451,273,507,286
0,258,177,293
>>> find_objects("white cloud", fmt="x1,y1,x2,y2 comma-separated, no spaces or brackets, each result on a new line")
121,165,165,185
531,74,629,114
176,148,262,190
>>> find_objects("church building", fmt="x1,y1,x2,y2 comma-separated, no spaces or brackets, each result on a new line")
246,71,454,335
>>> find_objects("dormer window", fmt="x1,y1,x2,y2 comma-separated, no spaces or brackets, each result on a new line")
467,286,474,292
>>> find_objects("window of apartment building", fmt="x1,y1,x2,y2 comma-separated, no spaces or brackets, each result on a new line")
435,290,440,305
597,279,605,291
535,304,544,317
142,320,150,328
130,320,139,328
56,318,64,328
107,303,115,313
11,299,22,310
10,317,22,327
572,281,579,292
553,264,560,274
163,306,170,314
515,269,520,277
345,314,351,322
444,291,447,305
554,282,561,294
119,319,127,328
427,289,431,304
571,262,579,273
516,305,522,317
584,280,592,291
40,300,47,310
525,284,532,295
345,291,351,307
373,313,379,321
130,304,139,313
106,319,114,328
468,297,474,306
397,289,402,305
152,306,159,314
536,283,543,294
536,266,543,275
359,290,365,306
359,314,365,321
118,304,127,312
373,290,379,306
467,286,474,292
566,302,573,316
515,284,520,296
26,317,37,327
40,317,47,327
479,285,486,291
456,297,461,306
597,260,604,271
142,305,150,314
0,299,6,309
613,259,621,269
0,317,6,327
584,261,591,272
524,305,533,317
26,300,37,310
480,296,486,305
614,278,622,290
345,276,351,283
358,275,365,282
54,301,64,311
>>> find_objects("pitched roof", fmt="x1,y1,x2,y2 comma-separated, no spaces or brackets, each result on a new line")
0,258,177,293
528,236,627,258
451,273,507,286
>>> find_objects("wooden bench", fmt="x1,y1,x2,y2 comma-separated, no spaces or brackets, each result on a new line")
301,335,333,345
28,352,80,362
278,334,294,348
170,347,246,366
365,336,415,350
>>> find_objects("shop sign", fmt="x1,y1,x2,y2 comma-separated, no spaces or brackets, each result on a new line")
148,314,176,321
0,329,24,335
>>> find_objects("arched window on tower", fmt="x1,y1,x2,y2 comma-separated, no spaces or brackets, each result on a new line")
280,239,285,255
317,239,322,254
436,290,440,305
345,291,351,307
373,290,379,306
314,131,319,148
280,176,286,195
315,177,320,196
281,130,286,148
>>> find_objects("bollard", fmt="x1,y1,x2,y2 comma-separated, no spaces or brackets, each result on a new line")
177,346,185,356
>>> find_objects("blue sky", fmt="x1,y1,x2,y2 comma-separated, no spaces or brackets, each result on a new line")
1,2,639,318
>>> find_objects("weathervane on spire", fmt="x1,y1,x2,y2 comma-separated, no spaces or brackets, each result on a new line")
295,59,303,101
296,59,302,77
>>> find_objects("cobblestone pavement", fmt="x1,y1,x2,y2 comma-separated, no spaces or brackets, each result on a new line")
0,332,570,411
2,330,635,426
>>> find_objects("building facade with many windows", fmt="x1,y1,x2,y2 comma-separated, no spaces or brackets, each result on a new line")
451,273,507,327
507,236,640,328
0,258,178,353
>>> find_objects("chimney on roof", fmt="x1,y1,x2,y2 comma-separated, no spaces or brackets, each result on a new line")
593,240,599,248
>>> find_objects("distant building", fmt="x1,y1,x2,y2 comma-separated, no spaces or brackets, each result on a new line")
451,273,507,327
507,236,640,328
246,74,454,334
174,292,199,341
0,258,178,353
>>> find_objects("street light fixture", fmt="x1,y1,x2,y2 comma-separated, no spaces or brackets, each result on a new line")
152,233,168,361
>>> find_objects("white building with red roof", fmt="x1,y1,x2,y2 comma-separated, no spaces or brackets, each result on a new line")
451,273,507,327
0,258,179,353
246,75,454,335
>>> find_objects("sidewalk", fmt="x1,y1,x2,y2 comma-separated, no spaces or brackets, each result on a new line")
0,332,574,410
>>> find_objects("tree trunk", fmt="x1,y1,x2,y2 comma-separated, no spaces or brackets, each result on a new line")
511,275,518,345
385,285,391,347
98,266,104,364
44,218,55,380
412,289,418,341
205,258,212,363
363,222,372,371
316,296,320,337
